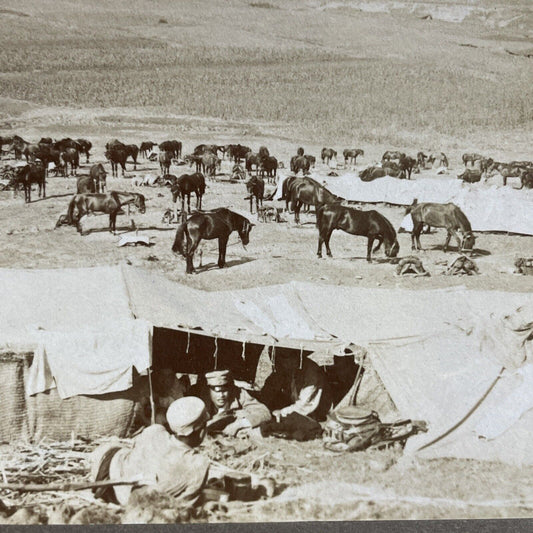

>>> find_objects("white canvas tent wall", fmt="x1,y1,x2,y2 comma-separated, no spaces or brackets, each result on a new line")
273,172,533,235
0,265,532,466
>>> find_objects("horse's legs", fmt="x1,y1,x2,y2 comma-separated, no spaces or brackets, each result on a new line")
109,212,117,234
294,201,301,224
366,237,374,263
324,228,334,257
187,194,191,214
372,235,383,253
443,230,453,252
412,222,424,250
249,195,253,214
218,236,229,268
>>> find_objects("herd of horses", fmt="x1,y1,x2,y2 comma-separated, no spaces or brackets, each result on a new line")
2,134,518,275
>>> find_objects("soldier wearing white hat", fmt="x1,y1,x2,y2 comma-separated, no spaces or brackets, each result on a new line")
90,397,211,506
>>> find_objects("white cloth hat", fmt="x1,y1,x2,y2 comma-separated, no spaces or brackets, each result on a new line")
166,396,208,436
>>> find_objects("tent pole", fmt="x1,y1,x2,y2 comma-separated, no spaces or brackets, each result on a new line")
349,351,367,405
148,366,156,425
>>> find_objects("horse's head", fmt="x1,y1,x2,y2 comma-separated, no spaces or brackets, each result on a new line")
385,238,400,258
461,231,476,253
238,219,254,246
134,194,146,214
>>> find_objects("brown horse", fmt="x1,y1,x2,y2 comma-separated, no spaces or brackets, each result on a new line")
66,191,146,234
89,163,107,192
246,175,264,214
76,139,92,163
171,208,254,274
290,155,311,175
382,150,405,162
124,144,139,170
289,177,342,224
343,148,364,167
77,175,96,194
105,148,127,177
321,148,337,166
140,141,156,158
159,151,172,175
14,163,46,203
406,200,475,254
171,173,206,215
61,148,80,176
317,204,399,263
259,155,277,183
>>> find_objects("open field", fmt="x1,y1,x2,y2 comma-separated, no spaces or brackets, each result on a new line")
0,0,533,524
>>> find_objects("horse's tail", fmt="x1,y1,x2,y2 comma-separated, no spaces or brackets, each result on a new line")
454,205,472,232
172,221,188,257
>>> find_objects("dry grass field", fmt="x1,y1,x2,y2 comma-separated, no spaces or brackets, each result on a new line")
1,0,533,524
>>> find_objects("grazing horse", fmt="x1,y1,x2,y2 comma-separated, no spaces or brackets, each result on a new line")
76,139,92,163
24,144,61,175
89,163,107,192
201,152,220,179
194,144,218,156
61,148,80,176
66,191,146,234
227,144,251,164
77,175,96,194
171,172,206,215
382,150,405,162
246,175,264,214
290,155,311,175
317,204,399,263
259,155,277,183
106,139,125,151
172,208,254,274
184,154,203,173
124,144,139,170
321,148,337,166
14,163,46,203
399,155,417,180
159,150,173,175
140,141,156,158
304,154,316,168
105,149,127,177
427,152,449,169
462,153,483,167
343,149,364,167
486,162,523,186
55,138,81,153
290,177,342,224
406,200,475,254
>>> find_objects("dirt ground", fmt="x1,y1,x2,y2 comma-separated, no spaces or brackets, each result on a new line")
1,111,533,523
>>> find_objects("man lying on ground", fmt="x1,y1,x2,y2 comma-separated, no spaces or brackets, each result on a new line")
192,370,272,436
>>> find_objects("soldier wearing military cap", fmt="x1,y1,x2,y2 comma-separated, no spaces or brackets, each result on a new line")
90,397,212,506
193,369,272,437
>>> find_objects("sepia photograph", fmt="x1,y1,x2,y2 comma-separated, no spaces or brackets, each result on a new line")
0,0,532,526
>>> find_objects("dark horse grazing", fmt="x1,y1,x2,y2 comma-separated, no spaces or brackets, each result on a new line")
66,191,146,234
77,176,96,194
14,163,46,203
343,149,364,167
406,200,475,254
290,177,342,224
246,175,264,214
317,204,399,262
171,173,206,215
172,208,254,274
290,155,310,175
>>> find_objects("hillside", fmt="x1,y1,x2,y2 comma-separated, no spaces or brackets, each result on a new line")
0,0,532,150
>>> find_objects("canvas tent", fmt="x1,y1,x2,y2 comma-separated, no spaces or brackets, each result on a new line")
273,172,533,235
1,265,532,466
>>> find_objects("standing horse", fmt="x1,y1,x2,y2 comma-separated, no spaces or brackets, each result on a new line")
61,148,80,176
105,149,127,177
140,141,156,158
259,155,277,183
76,139,92,163
171,173,206,215
159,150,173,175
245,152,262,176
321,148,337,166
14,163,46,203
290,177,343,224
89,163,107,192
246,175,264,214
343,149,364,167
172,208,254,274
406,200,475,254
124,144,139,170
290,155,310,175
399,155,416,180
201,152,220,179
317,204,399,263
66,191,145,234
